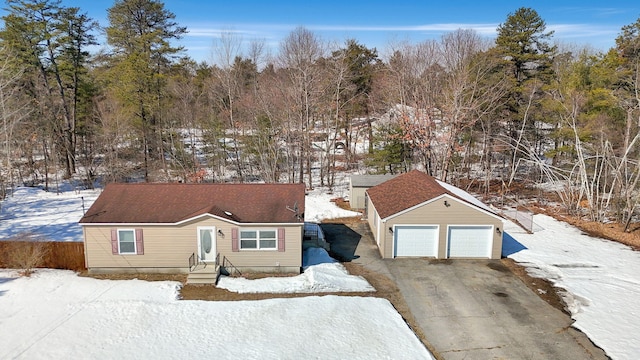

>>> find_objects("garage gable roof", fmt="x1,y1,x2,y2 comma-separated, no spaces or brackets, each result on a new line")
79,183,305,224
366,170,498,219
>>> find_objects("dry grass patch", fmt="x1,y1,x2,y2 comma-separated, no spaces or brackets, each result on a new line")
321,215,363,225
180,280,377,301
501,258,569,315
82,272,188,283
532,206,640,251
330,197,351,210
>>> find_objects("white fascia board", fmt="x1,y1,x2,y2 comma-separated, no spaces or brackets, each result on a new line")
381,194,504,222
80,213,303,227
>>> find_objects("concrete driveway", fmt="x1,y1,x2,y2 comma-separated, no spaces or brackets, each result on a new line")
337,222,608,360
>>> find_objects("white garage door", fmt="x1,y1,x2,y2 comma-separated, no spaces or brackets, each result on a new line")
447,226,493,258
394,226,438,257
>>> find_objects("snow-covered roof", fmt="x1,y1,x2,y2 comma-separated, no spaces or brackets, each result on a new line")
436,180,495,214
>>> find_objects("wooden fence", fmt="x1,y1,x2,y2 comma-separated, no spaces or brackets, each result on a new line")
0,241,85,271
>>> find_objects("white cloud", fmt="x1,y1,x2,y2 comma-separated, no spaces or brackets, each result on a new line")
308,23,499,34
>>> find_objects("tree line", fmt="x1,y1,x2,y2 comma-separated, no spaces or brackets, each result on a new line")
1,0,640,225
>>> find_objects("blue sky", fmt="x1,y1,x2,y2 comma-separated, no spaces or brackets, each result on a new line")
4,0,640,63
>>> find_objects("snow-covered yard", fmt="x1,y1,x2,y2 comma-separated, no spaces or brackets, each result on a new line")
0,269,431,359
506,214,640,360
0,186,100,241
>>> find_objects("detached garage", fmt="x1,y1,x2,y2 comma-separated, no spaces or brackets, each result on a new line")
365,170,503,259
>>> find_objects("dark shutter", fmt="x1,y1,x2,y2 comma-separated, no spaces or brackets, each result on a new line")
277,228,285,252
135,228,144,255
231,227,239,252
111,229,118,254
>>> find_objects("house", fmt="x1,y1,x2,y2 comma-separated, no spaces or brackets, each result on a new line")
349,174,397,209
365,170,503,259
79,183,306,277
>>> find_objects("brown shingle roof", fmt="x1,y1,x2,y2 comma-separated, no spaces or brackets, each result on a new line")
79,183,306,224
367,170,494,219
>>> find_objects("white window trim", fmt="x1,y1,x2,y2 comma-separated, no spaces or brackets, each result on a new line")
239,228,278,251
118,228,137,255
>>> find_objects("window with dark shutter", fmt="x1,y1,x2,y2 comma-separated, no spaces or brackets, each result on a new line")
116,229,136,254
135,228,144,255
277,228,285,252
111,229,118,254
231,227,239,252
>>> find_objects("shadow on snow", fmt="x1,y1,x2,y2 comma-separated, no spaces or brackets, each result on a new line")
502,231,528,257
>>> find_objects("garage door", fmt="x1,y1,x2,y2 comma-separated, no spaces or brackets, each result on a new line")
394,226,438,257
447,226,493,258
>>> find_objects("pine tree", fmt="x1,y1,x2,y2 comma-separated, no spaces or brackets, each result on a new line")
0,0,97,180
494,7,557,178
105,0,186,181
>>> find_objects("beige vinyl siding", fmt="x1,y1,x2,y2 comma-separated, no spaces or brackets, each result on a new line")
83,216,303,271
350,187,368,209
222,225,302,268
364,196,384,257
379,195,503,259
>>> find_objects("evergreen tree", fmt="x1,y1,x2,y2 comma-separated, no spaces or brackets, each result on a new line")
105,0,186,181
495,7,556,83
494,7,557,174
0,0,97,180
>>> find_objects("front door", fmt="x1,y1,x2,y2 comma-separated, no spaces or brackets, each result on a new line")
197,227,216,262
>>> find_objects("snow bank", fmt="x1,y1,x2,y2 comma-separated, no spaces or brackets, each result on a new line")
506,214,640,360
302,247,337,268
0,269,429,360
217,262,374,294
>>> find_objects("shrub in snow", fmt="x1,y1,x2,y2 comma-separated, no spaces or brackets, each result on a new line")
2,233,50,277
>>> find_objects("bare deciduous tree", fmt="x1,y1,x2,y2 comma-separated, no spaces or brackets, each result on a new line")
278,27,325,188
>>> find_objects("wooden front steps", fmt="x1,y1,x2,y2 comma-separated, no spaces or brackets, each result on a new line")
187,265,219,285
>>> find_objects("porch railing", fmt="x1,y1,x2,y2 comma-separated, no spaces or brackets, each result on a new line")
188,252,209,272
221,256,242,277
188,253,196,272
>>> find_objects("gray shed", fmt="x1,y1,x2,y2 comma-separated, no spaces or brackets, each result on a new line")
349,174,397,209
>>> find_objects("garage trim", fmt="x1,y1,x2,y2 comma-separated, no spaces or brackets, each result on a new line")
382,194,503,222
393,224,439,258
446,225,493,259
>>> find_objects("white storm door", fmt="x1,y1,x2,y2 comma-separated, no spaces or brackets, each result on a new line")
198,227,217,262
